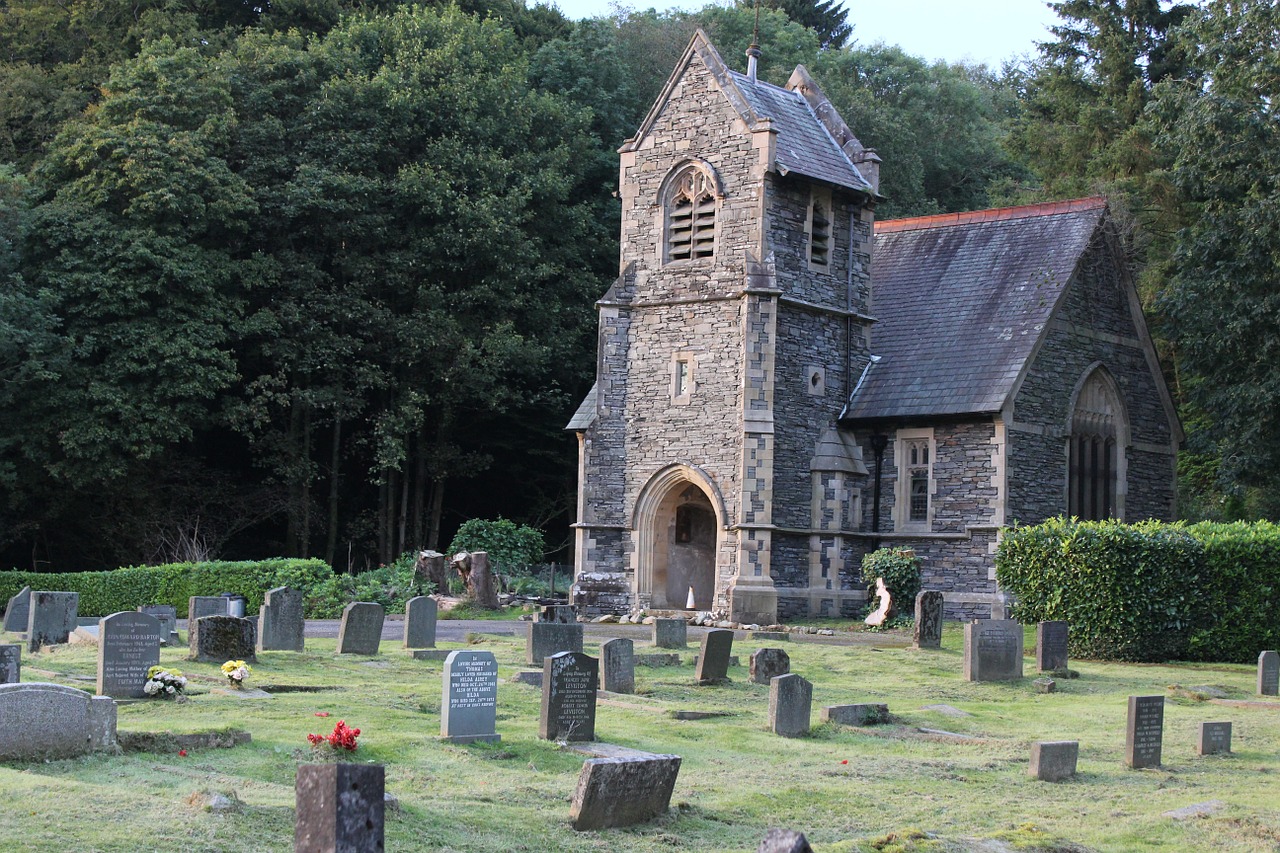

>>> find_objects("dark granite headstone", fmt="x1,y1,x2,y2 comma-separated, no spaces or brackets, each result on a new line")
1036,621,1069,671
0,644,18,684
403,596,438,649
139,605,180,646
189,615,257,664
758,829,815,853
295,763,384,853
188,595,229,625
1258,650,1279,696
768,673,812,737
820,703,889,726
336,602,384,656
749,648,790,685
569,753,682,831
27,591,78,652
962,619,1023,681
653,618,687,649
1197,721,1231,756
96,611,162,698
913,590,944,649
695,629,734,684
3,586,30,634
601,638,635,694
539,651,597,742
1125,695,1164,768
526,621,583,665
440,650,500,743
539,604,576,624
257,586,304,652
1029,741,1078,781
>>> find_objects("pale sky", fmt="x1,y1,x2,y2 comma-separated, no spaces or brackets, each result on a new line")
545,0,1061,67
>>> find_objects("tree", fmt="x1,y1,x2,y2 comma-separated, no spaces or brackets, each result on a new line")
741,0,851,49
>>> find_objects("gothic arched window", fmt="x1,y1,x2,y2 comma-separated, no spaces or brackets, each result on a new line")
665,166,717,262
1068,369,1126,520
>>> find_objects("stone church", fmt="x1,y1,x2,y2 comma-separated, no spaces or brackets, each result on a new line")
566,31,1181,623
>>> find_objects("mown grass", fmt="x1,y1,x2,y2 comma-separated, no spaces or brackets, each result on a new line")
1,623,1278,852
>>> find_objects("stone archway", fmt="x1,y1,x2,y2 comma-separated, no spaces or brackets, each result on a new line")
634,467,722,611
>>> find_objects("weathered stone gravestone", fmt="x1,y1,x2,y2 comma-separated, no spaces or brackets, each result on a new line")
404,595,438,649
1197,721,1232,756
540,604,576,624
601,638,635,694
749,648,790,685
526,621,583,665
1125,695,1164,768
189,616,257,664
0,645,18,684
653,618,688,649
695,629,734,684
569,753,682,831
821,703,889,726
295,763,384,853
539,651,597,742
912,590,944,649
440,650,500,744
758,828,815,853
0,683,117,760
139,605,180,646
962,619,1023,681
1036,621,1069,672
1257,650,1279,696
257,586,304,652
336,602,384,656
768,673,812,737
27,591,78,652
96,611,162,698
1029,741,1078,781
188,595,229,624
3,586,30,634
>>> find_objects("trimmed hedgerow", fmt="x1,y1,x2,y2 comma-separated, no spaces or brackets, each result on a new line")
1184,521,1280,663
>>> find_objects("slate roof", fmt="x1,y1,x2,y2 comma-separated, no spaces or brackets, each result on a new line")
566,381,598,430
840,198,1108,423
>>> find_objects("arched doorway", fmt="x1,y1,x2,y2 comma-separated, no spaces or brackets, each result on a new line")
1067,366,1128,520
634,468,721,610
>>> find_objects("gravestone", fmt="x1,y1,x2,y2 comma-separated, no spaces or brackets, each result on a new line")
96,611,162,698
962,619,1023,681
1029,741,1079,781
27,591,78,652
139,605,180,646
336,602,384,656
653,618,687,649
1197,721,1231,756
526,621,583,665
403,596,438,649
189,616,257,664
821,703,889,726
912,590,944,649
569,753,682,831
440,650,500,743
257,586,305,652
749,648,790,685
1036,621,1069,672
695,629,734,684
188,595,229,624
539,651,597,742
758,828,815,853
0,683,117,759
3,586,30,634
0,645,18,684
295,763,385,853
539,604,576,624
601,638,635,694
1258,650,1279,696
768,673,812,737
1125,695,1164,768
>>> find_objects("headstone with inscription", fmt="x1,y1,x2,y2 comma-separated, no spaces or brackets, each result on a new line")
190,615,256,664
526,621,583,665
27,591,78,652
336,602,384,656
139,605,180,646
653,618,687,649
569,753,682,831
601,638,635,694
695,629,734,684
1036,621,1069,671
1258,650,1279,696
768,673,812,738
96,611,162,698
188,595,229,625
1125,695,1164,768
1197,721,1231,756
257,586,305,652
749,648,790,685
0,645,18,684
440,650,500,743
3,586,30,634
1029,741,1078,781
913,590,944,649
539,651,597,742
962,619,1023,681
404,596,438,649
295,763,384,853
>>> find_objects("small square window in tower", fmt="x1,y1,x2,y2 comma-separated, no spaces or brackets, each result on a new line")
667,168,716,262
808,189,832,269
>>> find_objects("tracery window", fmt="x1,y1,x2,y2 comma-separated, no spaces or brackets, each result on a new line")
1069,371,1125,520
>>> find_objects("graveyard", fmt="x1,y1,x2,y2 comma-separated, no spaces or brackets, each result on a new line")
1,613,1278,852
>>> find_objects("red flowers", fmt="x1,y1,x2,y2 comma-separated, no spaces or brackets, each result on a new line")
307,719,361,752
314,712,330,717
178,749,188,757
840,759,848,765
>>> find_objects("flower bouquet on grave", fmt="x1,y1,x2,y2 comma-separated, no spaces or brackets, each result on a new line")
306,720,361,759
143,666,187,698
221,659,252,688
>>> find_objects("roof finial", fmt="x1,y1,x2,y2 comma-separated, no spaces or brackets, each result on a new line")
746,0,762,82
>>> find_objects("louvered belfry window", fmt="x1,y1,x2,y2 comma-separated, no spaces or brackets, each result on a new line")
809,195,831,266
667,169,716,262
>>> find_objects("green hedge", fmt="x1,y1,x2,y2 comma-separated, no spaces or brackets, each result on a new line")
0,559,334,618
997,517,1280,663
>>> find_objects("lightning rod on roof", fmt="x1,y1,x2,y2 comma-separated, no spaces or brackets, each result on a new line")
746,0,762,82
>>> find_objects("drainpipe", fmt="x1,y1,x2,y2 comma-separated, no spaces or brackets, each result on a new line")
869,432,888,549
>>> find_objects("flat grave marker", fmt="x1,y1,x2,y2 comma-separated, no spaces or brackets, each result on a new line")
403,596,438,649
913,590,944,649
601,638,635,694
1125,695,1164,768
258,586,304,652
27,591,78,652
336,602,384,656
569,753,682,831
526,621,583,666
695,629,734,684
440,650,500,744
1258,650,1279,696
1037,621,1069,672
539,651,597,742
962,619,1023,681
96,611,162,698
1197,721,1232,756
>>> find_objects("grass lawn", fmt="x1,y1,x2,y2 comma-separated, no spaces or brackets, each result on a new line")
1,622,1277,852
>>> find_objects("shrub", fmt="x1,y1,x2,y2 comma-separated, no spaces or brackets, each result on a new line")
447,518,545,575
1184,520,1280,662
861,548,921,618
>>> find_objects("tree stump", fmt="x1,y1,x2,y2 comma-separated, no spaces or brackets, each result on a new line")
451,551,500,609
415,551,449,596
